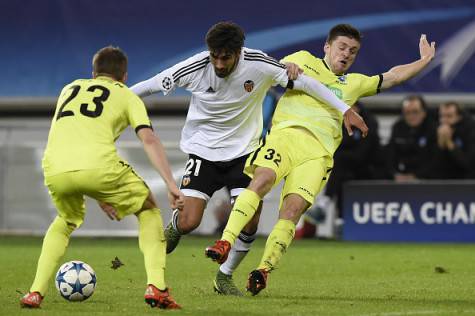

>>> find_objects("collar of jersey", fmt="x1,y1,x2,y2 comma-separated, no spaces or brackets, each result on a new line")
321,59,345,76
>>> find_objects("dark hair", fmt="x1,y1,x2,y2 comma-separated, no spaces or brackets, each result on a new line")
92,46,127,81
327,24,362,43
441,101,463,116
403,94,428,111
205,21,245,54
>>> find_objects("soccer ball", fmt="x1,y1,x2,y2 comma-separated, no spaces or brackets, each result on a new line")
55,261,96,301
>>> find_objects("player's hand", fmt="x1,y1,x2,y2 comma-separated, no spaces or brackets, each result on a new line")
98,201,119,221
343,109,368,137
167,186,185,210
419,34,436,61
283,62,303,80
437,124,452,148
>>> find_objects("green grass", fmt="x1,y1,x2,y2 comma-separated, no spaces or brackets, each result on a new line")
1,236,475,316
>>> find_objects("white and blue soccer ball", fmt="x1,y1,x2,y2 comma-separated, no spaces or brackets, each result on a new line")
55,260,96,301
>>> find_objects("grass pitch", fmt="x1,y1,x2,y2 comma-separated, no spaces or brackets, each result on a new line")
1,236,475,316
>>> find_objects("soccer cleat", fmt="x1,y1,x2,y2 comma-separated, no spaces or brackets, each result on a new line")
144,284,181,309
213,270,243,296
20,292,43,308
164,222,182,254
205,240,231,264
246,269,269,296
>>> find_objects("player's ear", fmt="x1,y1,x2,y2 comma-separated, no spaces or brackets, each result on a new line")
121,72,128,83
323,42,330,54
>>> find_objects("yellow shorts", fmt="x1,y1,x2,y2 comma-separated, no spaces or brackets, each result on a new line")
44,161,150,227
245,127,333,206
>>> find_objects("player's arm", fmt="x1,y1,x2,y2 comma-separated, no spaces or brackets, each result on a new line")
137,127,184,210
291,75,368,137
380,34,435,90
131,52,209,97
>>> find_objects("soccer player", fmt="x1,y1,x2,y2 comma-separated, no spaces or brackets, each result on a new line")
205,24,436,295
20,46,185,309
128,21,366,296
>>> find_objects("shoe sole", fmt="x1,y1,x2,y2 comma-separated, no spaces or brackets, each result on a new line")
246,272,266,296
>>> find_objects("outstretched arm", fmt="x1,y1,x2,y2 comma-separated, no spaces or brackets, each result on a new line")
380,34,435,90
137,128,185,210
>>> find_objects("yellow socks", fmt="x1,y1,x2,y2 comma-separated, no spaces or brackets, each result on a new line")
222,189,261,245
258,219,296,271
30,216,75,295
137,209,167,290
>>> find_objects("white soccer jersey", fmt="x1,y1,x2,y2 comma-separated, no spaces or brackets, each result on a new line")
132,48,290,161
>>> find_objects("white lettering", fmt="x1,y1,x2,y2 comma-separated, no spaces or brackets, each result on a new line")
452,203,469,224
400,203,415,224
353,202,369,224
386,202,400,224
372,202,385,224
421,202,435,224
436,203,452,224
470,203,475,223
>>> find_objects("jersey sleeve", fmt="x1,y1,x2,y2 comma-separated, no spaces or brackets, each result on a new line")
130,51,210,97
126,92,153,133
243,49,289,88
357,74,383,97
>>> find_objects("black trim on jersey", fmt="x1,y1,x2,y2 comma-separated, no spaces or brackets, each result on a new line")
321,59,331,71
173,62,209,83
376,74,383,94
135,125,153,134
244,52,286,69
286,79,294,89
172,56,209,78
172,57,210,82
244,56,286,69
249,137,267,166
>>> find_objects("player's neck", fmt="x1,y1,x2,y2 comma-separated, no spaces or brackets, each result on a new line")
322,56,344,76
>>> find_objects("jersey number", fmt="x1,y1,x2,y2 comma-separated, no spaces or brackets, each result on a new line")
264,148,282,167
56,85,110,121
184,158,202,176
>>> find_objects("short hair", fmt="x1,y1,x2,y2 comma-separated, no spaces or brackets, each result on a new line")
92,46,127,81
326,24,362,44
205,21,245,54
403,94,428,111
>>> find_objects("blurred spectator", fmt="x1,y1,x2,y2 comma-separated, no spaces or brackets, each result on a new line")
296,102,381,238
417,101,475,179
386,95,437,182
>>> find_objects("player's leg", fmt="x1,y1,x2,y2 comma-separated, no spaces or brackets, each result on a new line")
248,155,332,295
22,172,85,308
206,132,290,263
89,163,180,309
164,154,221,254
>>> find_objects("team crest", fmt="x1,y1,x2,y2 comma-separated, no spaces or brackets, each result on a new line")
162,77,172,90
182,176,191,187
337,75,347,84
244,80,254,92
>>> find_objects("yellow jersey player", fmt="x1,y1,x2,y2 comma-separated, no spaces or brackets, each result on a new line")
205,24,436,295
20,46,185,309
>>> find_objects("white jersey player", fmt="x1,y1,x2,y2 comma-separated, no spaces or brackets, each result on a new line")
119,21,366,296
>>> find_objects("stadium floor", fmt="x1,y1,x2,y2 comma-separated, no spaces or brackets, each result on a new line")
1,236,475,316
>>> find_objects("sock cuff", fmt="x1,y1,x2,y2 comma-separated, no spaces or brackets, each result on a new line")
238,231,256,243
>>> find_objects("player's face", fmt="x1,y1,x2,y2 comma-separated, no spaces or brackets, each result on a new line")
439,105,461,126
324,36,360,74
210,50,240,78
402,99,426,128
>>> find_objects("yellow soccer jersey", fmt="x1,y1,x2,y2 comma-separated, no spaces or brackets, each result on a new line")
43,76,152,176
273,50,382,155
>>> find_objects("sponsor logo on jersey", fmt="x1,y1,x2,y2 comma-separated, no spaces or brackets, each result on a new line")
162,77,172,90
298,186,314,198
244,80,254,92
206,86,215,93
182,176,191,187
325,85,343,99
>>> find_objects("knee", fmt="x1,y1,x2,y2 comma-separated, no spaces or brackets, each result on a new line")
177,216,200,234
249,169,276,196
